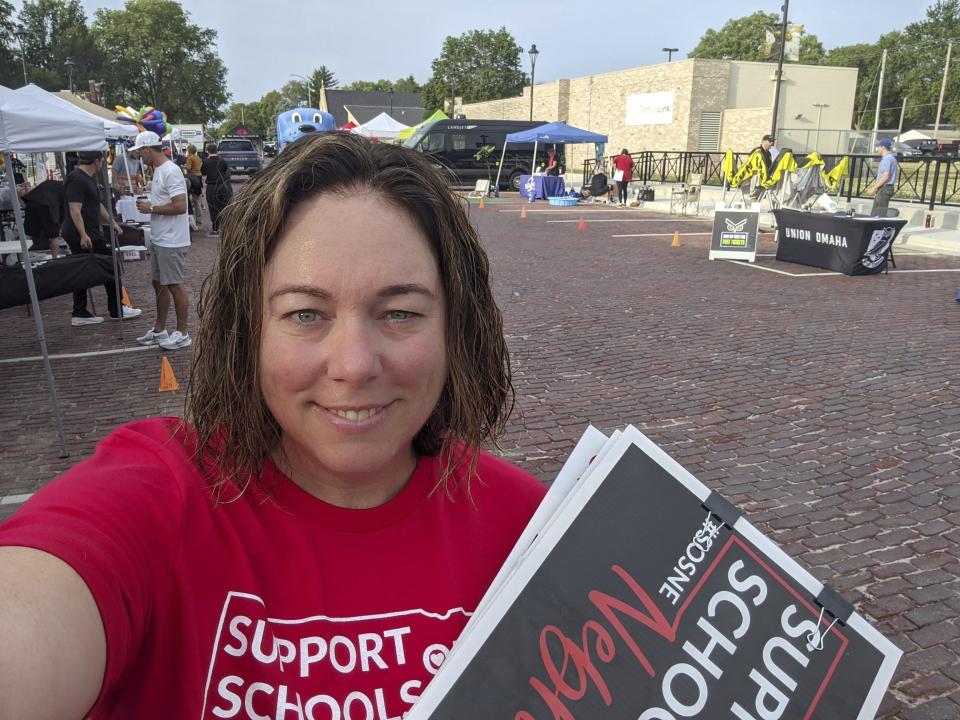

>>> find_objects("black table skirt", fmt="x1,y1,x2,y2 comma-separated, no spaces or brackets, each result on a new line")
0,254,116,310
773,208,907,275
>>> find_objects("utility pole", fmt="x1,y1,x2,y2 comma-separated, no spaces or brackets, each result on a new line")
898,97,907,135
934,41,953,138
813,102,829,152
769,0,790,137
871,48,887,151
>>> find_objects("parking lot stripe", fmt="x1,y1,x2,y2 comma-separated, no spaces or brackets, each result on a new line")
612,232,713,238
1,493,34,505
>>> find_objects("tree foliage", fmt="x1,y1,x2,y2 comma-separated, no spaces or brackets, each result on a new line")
420,27,526,113
18,0,102,91
689,11,825,64
0,0,23,87
92,0,229,123
342,75,421,93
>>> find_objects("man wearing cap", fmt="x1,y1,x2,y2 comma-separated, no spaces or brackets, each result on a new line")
61,151,142,325
131,130,193,351
750,134,777,200
866,139,898,215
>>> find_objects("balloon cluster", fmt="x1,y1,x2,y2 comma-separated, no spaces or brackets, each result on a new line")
115,105,168,137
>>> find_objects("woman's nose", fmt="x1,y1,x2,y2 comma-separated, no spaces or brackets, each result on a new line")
325,318,382,384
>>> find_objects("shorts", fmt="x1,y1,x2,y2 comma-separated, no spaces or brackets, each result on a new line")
151,245,188,285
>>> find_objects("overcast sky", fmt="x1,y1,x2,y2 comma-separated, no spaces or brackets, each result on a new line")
64,0,933,105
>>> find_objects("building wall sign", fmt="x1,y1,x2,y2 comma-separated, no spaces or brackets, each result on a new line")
625,91,674,126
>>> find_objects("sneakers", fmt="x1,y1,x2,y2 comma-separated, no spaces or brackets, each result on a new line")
159,330,192,350
207,231,220,238
71,311,104,326
137,328,168,346
110,306,143,320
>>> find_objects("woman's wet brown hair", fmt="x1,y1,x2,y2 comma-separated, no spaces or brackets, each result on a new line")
185,132,513,496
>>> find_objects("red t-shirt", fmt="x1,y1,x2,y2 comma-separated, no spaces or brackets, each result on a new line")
0,418,546,718
612,154,634,181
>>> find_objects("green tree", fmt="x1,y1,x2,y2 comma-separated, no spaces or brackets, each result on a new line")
342,75,422,93
1,0,26,86
689,11,826,64
420,27,525,113
310,65,337,89
898,0,960,127
343,79,395,92
92,0,229,124
17,0,103,92
825,34,907,129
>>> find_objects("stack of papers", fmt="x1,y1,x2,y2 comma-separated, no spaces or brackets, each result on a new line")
409,426,902,720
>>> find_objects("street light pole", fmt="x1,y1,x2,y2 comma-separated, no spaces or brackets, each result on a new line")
813,102,828,152
290,73,312,107
662,47,679,62
388,88,394,117
528,43,539,121
14,24,28,86
770,0,790,137
64,57,75,94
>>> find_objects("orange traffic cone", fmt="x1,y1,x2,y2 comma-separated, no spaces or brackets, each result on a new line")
577,216,586,232
672,231,681,247
159,357,180,392
520,205,528,220
478,196,485,209
121,287,133,308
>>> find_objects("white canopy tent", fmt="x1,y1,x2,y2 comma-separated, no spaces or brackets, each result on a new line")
1,83,115,456
353,112,410,140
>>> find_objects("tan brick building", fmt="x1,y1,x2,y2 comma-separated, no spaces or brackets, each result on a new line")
462,58,857,172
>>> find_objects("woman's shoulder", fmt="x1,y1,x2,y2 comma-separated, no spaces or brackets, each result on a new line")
467,448,547,503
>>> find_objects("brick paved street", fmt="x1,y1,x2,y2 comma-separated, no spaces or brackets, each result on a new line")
2,197,959,718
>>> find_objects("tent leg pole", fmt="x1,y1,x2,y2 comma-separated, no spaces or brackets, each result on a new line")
532,141,538,179
493,143,507,192
99,158,124,341
3,152,69,458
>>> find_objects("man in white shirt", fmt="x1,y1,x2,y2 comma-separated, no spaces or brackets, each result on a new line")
131,130,193,350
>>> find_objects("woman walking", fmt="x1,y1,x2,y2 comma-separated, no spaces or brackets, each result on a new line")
612,148,634,208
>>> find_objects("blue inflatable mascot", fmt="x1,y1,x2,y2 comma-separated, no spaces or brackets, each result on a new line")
276,107,336,152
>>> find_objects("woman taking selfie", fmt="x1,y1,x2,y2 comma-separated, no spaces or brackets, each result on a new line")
0,133,546,719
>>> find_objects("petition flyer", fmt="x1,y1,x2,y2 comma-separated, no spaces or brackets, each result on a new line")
410,429,901,720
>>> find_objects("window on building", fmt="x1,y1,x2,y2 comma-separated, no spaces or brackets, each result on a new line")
698,112,722,152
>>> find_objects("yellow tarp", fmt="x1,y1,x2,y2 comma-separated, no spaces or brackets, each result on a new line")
723,149,849,192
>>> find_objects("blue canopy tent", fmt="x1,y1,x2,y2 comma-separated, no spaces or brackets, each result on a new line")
495,121,609,191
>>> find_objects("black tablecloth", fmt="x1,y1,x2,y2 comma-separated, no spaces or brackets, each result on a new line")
773,208,907,275
0,254,116,310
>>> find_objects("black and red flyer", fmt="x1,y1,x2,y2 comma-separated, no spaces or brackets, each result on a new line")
409,427,901,720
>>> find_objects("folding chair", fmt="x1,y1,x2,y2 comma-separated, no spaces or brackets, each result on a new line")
670,173,702,215
874,207,899,272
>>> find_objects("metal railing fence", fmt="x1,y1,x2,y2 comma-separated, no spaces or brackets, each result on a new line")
584,151,960,210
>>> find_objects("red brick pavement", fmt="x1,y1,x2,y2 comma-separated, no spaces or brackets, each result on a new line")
2,198,959,719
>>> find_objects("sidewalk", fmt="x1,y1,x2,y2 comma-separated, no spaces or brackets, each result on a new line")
561,176,960,256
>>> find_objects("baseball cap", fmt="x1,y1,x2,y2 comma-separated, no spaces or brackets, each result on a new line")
76,151,102,164
876,138,892,149
131,130,162,151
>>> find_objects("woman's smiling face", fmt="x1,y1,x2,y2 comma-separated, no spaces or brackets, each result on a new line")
259,191,448,505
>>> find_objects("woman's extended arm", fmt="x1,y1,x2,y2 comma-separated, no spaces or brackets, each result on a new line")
0,547,106,720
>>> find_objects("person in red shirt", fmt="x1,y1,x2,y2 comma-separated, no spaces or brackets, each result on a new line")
0,133,546,718
611,148,634,207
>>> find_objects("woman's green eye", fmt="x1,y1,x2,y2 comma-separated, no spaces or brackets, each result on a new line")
295,310,317,323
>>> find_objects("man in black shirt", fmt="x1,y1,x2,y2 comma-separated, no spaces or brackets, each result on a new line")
62,151,142,325
201,142,232,237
